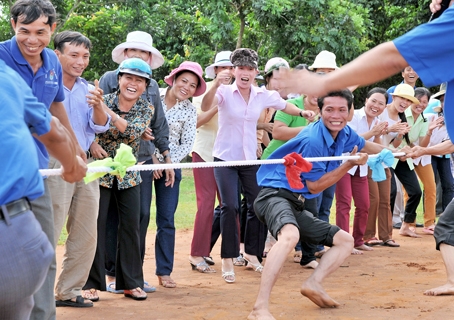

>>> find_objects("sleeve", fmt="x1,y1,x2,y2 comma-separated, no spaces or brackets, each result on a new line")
393,8,454,87
419,121,429,137
264,90,287,110
99,71,117,94
87,108,111,134
386,86,396,104
215,84,226,106
148,81,170,153
23,85,52,136
274,110,299,126
344,127,366,152
54,61,66,103
171,106,197,163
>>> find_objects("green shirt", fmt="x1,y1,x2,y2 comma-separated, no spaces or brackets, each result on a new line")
261,96,308,159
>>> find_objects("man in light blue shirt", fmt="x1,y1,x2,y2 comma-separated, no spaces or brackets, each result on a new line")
48,31,110,308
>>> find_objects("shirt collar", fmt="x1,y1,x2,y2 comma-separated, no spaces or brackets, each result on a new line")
10,36,51,72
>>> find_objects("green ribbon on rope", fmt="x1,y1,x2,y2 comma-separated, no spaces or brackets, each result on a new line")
84,143,137,184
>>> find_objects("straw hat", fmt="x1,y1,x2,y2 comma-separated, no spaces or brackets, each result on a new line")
205,51,233,79
309,50,339,70
432,82,447,99
111,31,164,69
391,83,419,104
164,61,207,97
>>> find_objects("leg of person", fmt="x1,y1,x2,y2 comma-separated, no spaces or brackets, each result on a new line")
389,168,398,225
414,164,436,232
210,205,222,251
300,198,318,268
114,184,144,295
394,161,422,237
154,169,181,287
316,184,335,253
139,159,153,263
55,178,98,306
83,185,111,297
241,165,267,268
214,164,240,282
365,169,379,243
351,172,371,251
191,153,217,261
30,180,57,320
377,169,398,246
248,188,300,319
437,157,454,212
424,199,454,295
0,209,54,320
105,195,119,288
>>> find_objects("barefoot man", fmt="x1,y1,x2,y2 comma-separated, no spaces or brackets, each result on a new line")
248,89,396,319
407,140,454,296
272,0,454,299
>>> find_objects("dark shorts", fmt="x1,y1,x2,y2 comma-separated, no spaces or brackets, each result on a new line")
254,187,340,247
434,198,454,250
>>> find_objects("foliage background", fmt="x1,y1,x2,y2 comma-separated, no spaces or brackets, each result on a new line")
0,0,435,104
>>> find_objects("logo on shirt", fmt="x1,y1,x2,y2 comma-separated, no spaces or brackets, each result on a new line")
49,69,55,80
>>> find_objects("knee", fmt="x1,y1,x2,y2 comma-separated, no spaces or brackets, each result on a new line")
277,224,299,248
332,230,354,249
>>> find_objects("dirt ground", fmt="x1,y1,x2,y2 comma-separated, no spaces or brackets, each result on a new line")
56,228,454,319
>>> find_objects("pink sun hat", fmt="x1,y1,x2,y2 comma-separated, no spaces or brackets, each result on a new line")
164,61,207,97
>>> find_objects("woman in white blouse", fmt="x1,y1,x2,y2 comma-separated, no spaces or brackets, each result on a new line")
152,61,206,288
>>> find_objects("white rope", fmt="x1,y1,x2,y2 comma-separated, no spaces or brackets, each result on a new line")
39,152,405,176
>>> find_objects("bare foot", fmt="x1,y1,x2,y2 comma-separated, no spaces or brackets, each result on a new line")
351,248,363,255
301,260,319,269
355,244,373,251
247,309,276,320
301,279,340,308
424,283,454,296
399,223,422,238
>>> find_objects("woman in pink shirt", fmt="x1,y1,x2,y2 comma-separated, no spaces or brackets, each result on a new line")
201,48,314,283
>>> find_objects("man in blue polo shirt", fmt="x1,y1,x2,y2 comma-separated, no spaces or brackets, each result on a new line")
272,0,454,300
248,90,394,319
0,59,86,320
0,0,85,319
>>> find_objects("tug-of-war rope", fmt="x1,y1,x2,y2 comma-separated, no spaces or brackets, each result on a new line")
39,144,404,187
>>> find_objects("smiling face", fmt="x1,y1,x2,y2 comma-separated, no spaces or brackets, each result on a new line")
56,43,90,80
391,95,413,114
170,71,199,101
125,48,151,62
215,66,234,85
233,66,259,90
364,92,387,119
320,96,350,139
11,15,55,63
411,94,429,116
402,66,419,85
118,73,147,101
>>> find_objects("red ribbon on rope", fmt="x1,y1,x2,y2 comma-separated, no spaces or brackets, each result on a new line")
283,152,312,189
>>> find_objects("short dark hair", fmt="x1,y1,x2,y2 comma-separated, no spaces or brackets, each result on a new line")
54,31,92,52
366,87,388,102
11,0,57,26
317,89,353,111
414,87,432,101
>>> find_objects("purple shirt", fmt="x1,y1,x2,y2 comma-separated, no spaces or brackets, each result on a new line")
63,78,110,151
213,82,287,161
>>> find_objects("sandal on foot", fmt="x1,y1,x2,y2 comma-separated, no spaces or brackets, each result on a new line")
222,271,235,283
124,287,147,300
81,289,99,302
143,281,156,293
56,295,93,308
364,237,383,246
158,276,177,288
382,239,400,247
243,256,264,273
106,282,124,294
190,260,216,273
233,254,246,266
293,250,302,263
203,256,215,265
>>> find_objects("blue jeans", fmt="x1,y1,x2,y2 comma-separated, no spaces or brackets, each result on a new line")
155,169,181,276
0,209,53,320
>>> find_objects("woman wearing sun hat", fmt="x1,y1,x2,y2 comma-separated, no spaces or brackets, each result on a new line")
189,51,234,273
152,61,206,287
379,83,423,238
201,48,315,283
83,58,155,301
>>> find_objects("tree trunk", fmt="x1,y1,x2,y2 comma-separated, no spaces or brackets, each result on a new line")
236,14,245,48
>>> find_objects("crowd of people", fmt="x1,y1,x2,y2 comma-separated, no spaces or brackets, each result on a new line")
1,0,454,319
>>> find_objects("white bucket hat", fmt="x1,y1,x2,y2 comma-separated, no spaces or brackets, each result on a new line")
111,31,164,69
309,50,339,70
205,51,233,79
264,57,289,77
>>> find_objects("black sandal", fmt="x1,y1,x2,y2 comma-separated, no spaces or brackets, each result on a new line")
56,295,93,308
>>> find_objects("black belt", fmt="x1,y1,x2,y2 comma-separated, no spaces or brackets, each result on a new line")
277,188,305,203
85,150,91,159
0,198,30,221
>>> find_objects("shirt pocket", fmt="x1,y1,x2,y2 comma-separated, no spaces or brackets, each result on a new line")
39,85,59,108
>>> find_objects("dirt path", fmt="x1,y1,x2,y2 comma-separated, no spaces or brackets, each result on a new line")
56,228,453,319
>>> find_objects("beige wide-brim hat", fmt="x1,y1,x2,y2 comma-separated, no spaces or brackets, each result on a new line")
391,83,419,104
309,50,339,70
432,82,447,99
112,31,164,69
205,51,233,79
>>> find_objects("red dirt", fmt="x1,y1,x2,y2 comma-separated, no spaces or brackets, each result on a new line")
56,228,454,319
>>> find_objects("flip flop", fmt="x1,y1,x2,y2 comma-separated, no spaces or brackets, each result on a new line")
143,281,156,293
364,238,384,246
106,282,124,294
382,239,400,247
56,295,93,308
